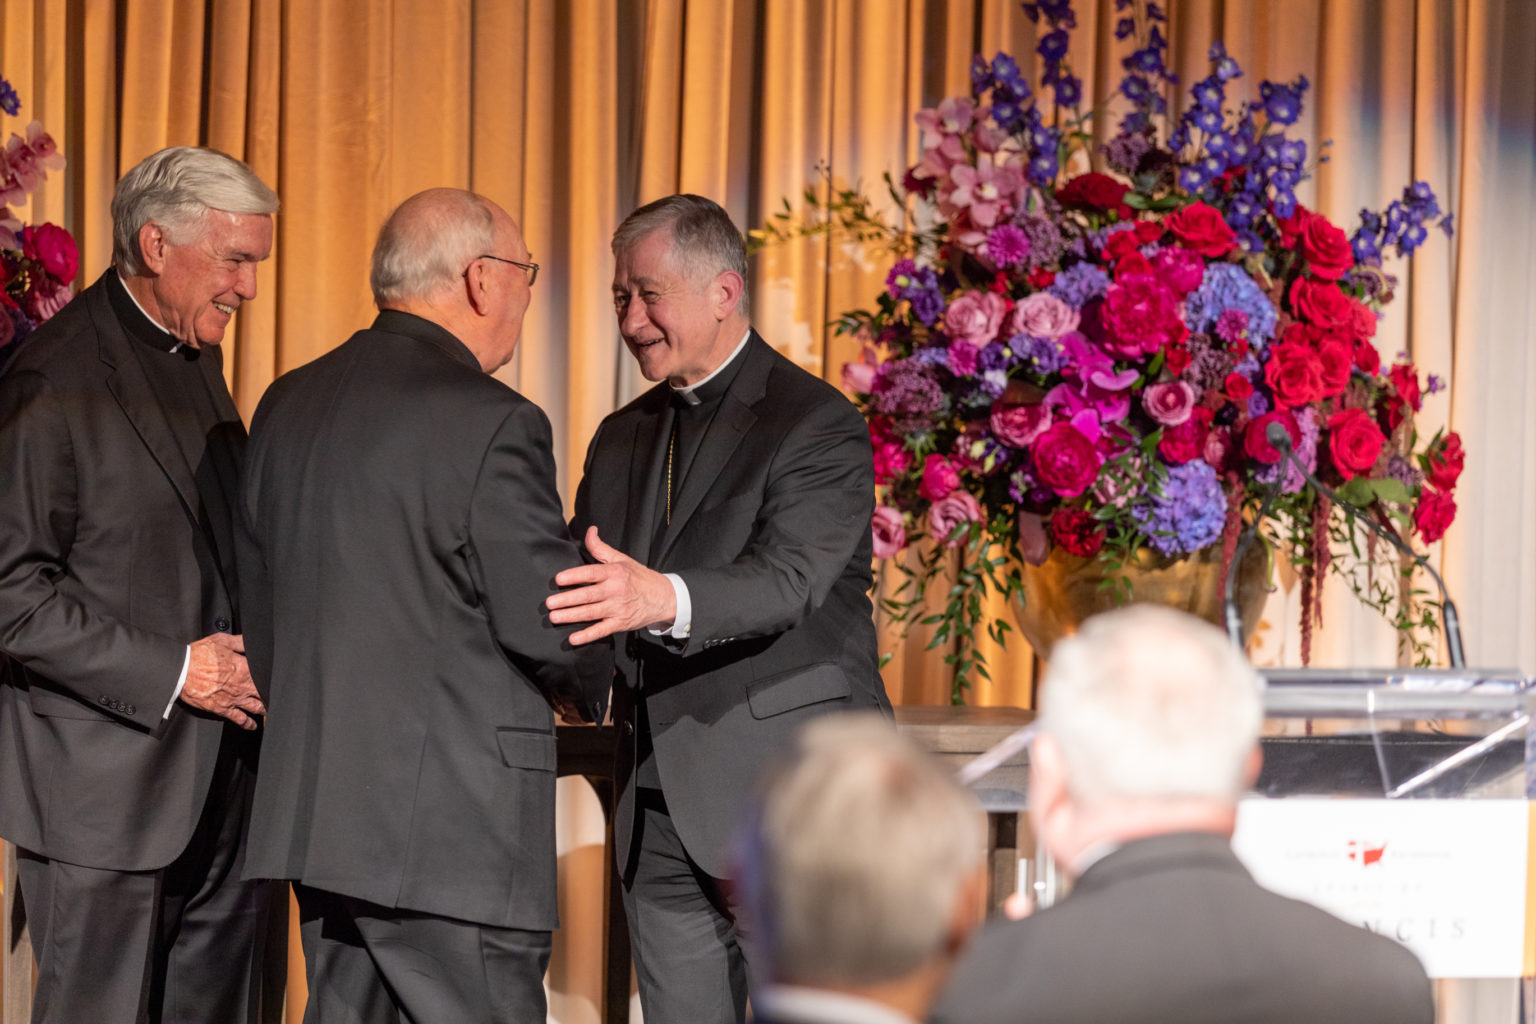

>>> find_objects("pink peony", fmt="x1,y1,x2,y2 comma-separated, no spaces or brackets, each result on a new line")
1151,246,1206,296
929,490,983,547
989,399,1051,449
1142,380,1196,426
871,506,908,557
1031,423,1103,497
947,339,981,376
1100,273,1185,360
23,223,79,283
944,289,1007,347
1010,292,1079,341
918,453,960,501
872,441,911,485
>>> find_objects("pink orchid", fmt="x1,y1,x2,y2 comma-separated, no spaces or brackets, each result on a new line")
944,161,1023,229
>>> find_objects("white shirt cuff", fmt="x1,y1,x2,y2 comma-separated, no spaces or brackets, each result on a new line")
646,573,692,640
165,646,191,719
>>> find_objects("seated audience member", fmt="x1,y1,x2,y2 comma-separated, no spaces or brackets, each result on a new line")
931,606,1434,1024
733,715,987,1024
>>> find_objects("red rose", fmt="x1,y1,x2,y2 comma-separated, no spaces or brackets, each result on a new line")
1224,372,1254,401
1058,172,1130,213
1425,432,1465,491
1389,363,1423,412
1299,214,1354,280
1027,267,1056,289
1244,411,1299,465
1315,338,1353,397
1413,486,1457,543
1164,344,1192,376
1354,339,1381,375
1159,407,1213,465
1103,230,1142,263
1350,299,1378,340
1327,407,1387,479
1288,277,1355,332
1133,221,1163,245
1264,341,1326,409
22,223,79,283
1166,201,1237,258
1031,423,1103,497
1277,205,1314,249
1047,507,1106,557
1115,251,1154,279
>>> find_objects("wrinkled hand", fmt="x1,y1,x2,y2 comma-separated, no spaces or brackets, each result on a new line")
546,527,676,646
1002,891,1034,921
181,633,265,730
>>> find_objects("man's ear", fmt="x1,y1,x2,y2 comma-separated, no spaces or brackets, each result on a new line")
137,222,169,275
945,861,989,957
710,269,744,320
463,261,493,316
1242,744,1262,790
1028,734,1075,861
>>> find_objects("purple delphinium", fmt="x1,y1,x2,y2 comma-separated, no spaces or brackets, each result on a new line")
0,78,19,116
1133,460,1228,556
1186,263,1277,345
1048,263,1110,307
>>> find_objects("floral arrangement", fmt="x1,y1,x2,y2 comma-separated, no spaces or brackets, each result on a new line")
1,73,76,355
758,0,1460,700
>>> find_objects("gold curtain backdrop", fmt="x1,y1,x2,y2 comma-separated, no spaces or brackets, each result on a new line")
4,1,1535,1020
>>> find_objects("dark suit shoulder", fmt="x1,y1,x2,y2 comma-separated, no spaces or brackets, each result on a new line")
0,285,108,383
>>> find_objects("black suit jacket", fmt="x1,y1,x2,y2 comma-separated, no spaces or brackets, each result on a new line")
572,332,889,878
931,832,1434,1024
0,272,240,871
237,310,611,931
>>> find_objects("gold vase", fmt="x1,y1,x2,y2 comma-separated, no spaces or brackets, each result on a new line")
1011,541,1270,660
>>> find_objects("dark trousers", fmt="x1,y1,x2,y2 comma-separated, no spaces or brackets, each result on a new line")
623,788,750,1024
294,885,552,1024
15,729,272,1024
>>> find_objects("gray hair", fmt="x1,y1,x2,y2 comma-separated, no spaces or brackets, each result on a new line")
370,188,498,307
1040,606,1264,805
111,146,279,276
733,714,984,987
613,193,750,319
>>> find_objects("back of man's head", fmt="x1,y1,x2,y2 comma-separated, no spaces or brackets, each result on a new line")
1040,605,1264,808
370,188,497,308
733,714,984,992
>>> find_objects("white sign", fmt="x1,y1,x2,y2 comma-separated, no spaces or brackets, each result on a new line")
1232,799,1533,978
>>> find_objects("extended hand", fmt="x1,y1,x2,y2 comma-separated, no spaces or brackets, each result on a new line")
546,526,677,645
181,633,265,730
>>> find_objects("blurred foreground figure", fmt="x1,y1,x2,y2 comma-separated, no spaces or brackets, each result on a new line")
0,146,278,1024
734,714,986,1024
237,188,610,1021
932,606,1433,1024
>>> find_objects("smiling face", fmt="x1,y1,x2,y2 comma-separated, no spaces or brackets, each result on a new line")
611,226,743,387
137,209,274,348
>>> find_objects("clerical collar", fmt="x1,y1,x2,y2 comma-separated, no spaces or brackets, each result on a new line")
670,328,751,407
109,270,184,353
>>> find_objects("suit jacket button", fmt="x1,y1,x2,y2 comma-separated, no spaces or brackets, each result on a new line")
125,704,136,715
214,617,231,632
623,721,634,736
98,696,110,706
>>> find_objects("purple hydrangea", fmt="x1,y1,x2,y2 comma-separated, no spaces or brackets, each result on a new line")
1048,263,1110,307
1186,263,1277,345
1134,460,1228,556
1008,333,1066,375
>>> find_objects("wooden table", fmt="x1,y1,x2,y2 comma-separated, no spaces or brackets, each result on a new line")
2,705,1034,1024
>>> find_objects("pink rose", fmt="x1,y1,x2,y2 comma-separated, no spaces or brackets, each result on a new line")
1031,423,1103,497
842,361,876,394
918,454,960,500
989,400,1051,448
928,490,983,547
23,223,79,283
871,506,908,557
1151,246,1206,296
1100,273,1186,361
944,289,1007,347
1010,292,1079,341
1141,380,1196,426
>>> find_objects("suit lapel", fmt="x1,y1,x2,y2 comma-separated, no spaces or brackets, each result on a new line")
90,285,200,519
653,335,770,561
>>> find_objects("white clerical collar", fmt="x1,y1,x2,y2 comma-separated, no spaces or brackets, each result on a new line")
116,270,182,352
752,985,920,1024
670,328,751,406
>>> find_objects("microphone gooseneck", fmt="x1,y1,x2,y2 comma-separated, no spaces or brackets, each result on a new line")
1263,421,1466,668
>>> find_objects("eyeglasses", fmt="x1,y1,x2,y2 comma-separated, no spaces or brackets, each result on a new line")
466,254,539,286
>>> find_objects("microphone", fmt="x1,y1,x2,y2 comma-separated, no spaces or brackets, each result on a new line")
1264,421,1466,668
